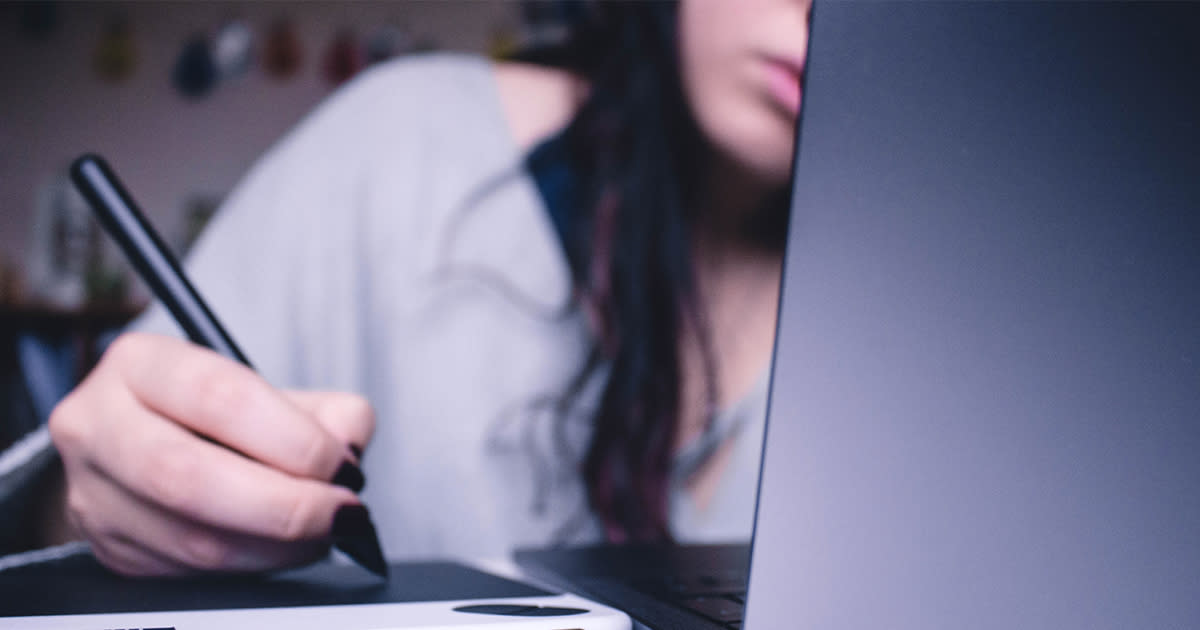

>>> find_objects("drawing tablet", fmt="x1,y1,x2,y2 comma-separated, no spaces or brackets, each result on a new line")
0,550,630,629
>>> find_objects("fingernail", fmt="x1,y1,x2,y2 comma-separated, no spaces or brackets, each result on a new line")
331,460,365,493
349,444,363,459
332,504,371,538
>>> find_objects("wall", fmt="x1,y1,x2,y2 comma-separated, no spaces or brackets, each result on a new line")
0,1,520,288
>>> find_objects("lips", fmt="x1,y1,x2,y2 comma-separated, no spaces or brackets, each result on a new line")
761,55,804,116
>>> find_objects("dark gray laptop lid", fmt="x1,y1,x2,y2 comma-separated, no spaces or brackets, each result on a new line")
748,2,1199,628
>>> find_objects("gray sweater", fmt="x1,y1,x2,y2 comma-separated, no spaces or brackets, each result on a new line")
2,55,766,562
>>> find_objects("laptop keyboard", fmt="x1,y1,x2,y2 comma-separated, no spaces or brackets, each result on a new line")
634,571,747,628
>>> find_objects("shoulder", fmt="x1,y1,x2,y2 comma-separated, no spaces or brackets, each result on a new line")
268,54,584,176
303,53,501,137
335,55,585,154
304,54,583,148
247,54,520,210
261,53,575,285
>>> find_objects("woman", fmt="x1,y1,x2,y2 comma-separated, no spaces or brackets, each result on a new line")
44,0,809,575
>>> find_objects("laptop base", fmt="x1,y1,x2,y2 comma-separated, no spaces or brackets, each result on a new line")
516,543,749,630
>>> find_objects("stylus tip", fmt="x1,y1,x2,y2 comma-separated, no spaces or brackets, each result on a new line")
332,504,389,578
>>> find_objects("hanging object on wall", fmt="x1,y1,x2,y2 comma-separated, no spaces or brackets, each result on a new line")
172,34,217,100
487,27,520,61
212,19,254,82
18,1,60,41
322,29,364,86
263,19,303,80
93,19,137,82
520,0,585,49
365,24,412,66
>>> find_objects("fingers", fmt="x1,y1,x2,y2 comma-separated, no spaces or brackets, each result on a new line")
64,385,360,543
69,469,328,575
87,513,327,577
104,333,356,483
48,331,375,576
282,391,376,457
89,535,194,577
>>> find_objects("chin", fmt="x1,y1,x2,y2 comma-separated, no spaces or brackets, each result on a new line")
727,131,796,186
696,94,798,186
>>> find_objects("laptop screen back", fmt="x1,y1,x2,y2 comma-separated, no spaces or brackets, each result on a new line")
748,3,1200,628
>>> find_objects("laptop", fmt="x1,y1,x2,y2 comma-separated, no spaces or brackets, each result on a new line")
518,2,1200,629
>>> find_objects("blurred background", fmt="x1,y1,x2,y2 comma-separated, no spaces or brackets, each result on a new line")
0,0,577,452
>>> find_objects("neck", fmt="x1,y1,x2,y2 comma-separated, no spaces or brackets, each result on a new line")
690,150,789,263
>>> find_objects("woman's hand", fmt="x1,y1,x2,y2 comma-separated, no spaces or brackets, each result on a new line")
48,332,375,576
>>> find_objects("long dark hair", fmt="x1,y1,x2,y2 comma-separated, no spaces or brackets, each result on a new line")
519,1,715,543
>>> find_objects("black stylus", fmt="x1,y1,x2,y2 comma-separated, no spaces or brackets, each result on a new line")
70,153,388,578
